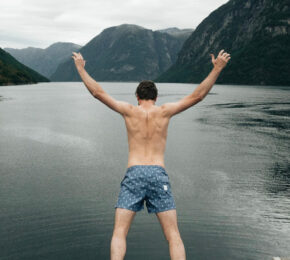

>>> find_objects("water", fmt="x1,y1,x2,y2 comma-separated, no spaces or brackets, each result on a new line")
0,82,289,260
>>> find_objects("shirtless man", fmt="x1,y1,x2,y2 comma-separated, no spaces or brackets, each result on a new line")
72,49,230,260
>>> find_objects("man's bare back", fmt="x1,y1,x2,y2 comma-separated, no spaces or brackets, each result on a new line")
124,102,169,168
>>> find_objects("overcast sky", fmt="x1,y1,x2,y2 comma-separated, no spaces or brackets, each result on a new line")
0,0,228,49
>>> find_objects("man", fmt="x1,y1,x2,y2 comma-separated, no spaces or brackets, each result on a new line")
72,49,231,260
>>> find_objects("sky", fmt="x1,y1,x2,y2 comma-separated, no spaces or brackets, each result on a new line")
0,0,229,49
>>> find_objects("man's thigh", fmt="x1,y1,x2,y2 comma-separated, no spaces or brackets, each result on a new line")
156,209,181,241
113,208,136,236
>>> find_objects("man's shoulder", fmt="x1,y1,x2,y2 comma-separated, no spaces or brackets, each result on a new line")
122,104,166,117
124,104,164,110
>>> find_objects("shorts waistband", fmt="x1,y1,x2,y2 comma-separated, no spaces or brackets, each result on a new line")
126,165,166,172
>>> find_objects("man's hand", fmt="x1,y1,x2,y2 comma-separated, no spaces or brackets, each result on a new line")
210,49,231,71
72,52,86,70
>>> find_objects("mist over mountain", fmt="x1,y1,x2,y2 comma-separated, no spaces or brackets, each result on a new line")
156,27,194,40
4,42,82,78
0,48,49,86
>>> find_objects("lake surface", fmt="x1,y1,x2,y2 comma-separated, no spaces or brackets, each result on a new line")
0,82,289,260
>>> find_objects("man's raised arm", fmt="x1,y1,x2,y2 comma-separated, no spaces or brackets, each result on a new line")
161,49,231,118
72,52,132,116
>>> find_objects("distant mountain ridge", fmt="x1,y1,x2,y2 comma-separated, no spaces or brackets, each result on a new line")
0,48,49,86
156,0,290,86
156,27,194,39
4,42,82,78
50,24,193,82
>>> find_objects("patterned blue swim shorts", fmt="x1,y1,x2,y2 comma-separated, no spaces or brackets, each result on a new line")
115,165,176,214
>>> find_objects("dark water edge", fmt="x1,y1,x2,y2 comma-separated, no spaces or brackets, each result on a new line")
0,82,289,260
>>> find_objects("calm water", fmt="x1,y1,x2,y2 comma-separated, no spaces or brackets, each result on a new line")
0,82,289,260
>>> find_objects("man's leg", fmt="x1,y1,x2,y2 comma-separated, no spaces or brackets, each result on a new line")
110,208,136,260
156,209,186,260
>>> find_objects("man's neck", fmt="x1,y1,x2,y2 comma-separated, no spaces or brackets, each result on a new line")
138,100,156,108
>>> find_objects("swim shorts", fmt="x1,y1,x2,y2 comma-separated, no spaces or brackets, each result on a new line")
114,165,176,214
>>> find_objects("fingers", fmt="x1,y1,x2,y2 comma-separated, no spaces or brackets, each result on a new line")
210,53,215,63
72,52,83,59
218,49,224,56
213,50,231,59
223,52,231,62
218,49,231,57
217,49,231,61
72,52,77,60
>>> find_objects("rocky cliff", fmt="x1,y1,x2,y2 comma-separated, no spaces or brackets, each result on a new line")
50,24,192,82
156,0,290,86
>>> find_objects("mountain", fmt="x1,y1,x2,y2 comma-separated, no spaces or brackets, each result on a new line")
156,27,194,40
0,48,49,86
155,0,290,86
4,42,82,78
50,24,192,82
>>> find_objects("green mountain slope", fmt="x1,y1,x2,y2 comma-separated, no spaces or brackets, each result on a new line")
4,42,81,78
155,0,290,86
51,24,192,82
0,48,49,86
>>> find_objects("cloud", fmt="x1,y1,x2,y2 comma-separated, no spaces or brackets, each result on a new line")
0,0,229,49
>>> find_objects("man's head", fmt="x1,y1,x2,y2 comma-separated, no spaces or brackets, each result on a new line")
135,80,158,101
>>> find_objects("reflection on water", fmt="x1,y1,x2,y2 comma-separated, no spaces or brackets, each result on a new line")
267,161,290,195
200,101,290,130
1,125,94,150
197,100,290,192
0,95,12,102
0,82,289,260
